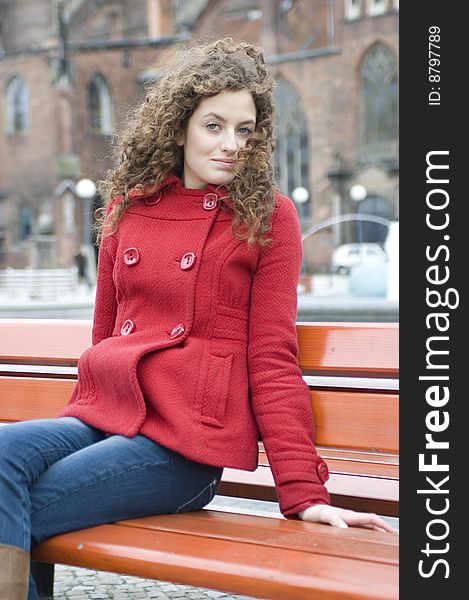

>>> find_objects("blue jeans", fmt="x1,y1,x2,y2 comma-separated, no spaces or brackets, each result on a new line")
0,417,223,600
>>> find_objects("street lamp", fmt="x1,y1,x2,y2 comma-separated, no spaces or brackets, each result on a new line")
75,178,96,198
75,178,97,285
292,187,310,277
292,186,309,226
292,185,309,203
75,178,96,246
349,184,367,243
349,184,367,202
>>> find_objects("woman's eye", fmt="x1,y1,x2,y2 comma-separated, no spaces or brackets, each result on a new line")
238,127,253,135
207,122,220,131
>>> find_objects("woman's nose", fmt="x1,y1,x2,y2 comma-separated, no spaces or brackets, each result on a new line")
220,130,238,153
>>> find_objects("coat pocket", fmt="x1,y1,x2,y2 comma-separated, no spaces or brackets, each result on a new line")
197,352,233,427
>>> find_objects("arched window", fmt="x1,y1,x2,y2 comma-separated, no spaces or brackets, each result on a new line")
359,44,398,157
274,79,311,221
88,74,114,134
5,76,29,134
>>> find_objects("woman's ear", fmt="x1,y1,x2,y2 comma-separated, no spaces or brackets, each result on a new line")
175,131,185,147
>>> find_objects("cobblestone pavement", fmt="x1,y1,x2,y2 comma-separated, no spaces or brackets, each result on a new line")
54,565,260,600
49,496,399,599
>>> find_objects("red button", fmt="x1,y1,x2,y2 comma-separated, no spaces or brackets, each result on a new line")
169,323,185,339
123,248,140,266
316,461,329,483
180,252,196,270
145,192,162,205
202,193,218,210
121,319,135,336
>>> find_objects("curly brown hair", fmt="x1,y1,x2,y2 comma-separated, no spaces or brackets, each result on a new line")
97,36,277,247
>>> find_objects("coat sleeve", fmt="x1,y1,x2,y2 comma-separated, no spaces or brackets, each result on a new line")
247,194,331,518
91,203,119,346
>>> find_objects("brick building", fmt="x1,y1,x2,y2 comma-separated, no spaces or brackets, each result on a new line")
0,0,398,272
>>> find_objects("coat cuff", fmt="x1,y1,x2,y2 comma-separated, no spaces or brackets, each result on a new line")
283,500,331,520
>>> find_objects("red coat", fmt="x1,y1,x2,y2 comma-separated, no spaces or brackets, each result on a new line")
60,172,330,517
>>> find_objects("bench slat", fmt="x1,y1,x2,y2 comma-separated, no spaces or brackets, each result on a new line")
0,319,91,364
0,320,398,377
0,378,398,453
32,520,398,600
297,322,398,377
117,510,398,563
220,467,398,516
311,390,398,452
259,449,398,477
308,447,399,464
218,480,398,517
314,456,398,478
0,377,74,421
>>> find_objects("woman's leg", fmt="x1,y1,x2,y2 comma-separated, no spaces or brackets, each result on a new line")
30,433,223,547
0,417,105,551
26,434,222,600
0,417,106,600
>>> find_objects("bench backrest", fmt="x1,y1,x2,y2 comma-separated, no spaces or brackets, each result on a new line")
0,319,399,515
0,319,398,453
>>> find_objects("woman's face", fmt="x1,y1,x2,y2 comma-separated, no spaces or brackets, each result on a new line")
177,89,257,189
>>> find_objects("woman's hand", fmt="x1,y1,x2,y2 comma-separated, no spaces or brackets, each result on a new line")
297,504,399,534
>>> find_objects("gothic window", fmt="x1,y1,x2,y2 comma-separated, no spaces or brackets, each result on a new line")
274,79,311,221
5,76,29,134
88,74,114,134
359,44,398,152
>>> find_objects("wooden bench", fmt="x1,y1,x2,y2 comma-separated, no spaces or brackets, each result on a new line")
0,319,399,600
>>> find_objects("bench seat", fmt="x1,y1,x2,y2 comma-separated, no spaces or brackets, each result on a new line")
32,510,398,600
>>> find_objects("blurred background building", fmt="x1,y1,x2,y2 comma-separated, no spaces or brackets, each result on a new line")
0,0,398,275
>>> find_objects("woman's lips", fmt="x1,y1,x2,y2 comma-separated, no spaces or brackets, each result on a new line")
212,159,235,169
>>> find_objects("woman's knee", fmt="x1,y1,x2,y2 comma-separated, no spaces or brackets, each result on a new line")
0,418,103,487
0,421,33,466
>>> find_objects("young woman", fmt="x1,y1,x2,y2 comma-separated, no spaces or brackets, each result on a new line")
0,37,397,600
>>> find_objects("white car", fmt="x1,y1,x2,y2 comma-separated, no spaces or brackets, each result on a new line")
331,243,387,274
